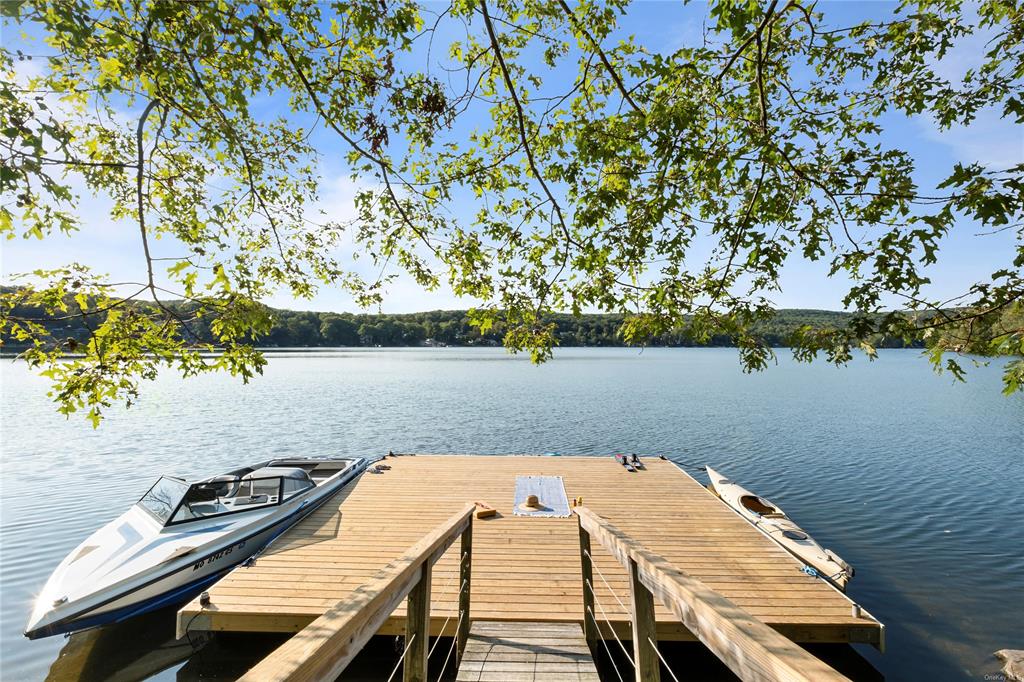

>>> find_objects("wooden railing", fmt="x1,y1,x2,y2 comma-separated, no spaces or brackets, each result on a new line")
575,506,851,682
239,502,476,682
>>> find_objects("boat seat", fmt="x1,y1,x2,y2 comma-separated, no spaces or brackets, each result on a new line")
187,502,222,516
233,494,270,507
242,467,314,498
203,475,241,497
243,467,312,482
172,500,225,522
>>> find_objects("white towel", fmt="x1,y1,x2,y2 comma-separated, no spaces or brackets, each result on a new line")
513,475,571,517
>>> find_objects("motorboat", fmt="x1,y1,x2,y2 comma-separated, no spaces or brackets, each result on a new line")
705,465,854,591
25,456,367,639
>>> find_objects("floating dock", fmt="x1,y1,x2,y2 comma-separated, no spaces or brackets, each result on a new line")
178,455,881,651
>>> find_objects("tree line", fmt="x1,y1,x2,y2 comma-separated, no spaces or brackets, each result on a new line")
262,308,924,349
1,290,922,350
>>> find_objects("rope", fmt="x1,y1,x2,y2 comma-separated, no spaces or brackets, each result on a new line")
647,636,682,682
583,548,630,612
431,552,467,603
183,610,203,650
586,606,625,682
584,577,632,633
586,594,635,668
798,561,851,585
582,568,680,682
434,608,465,682
182,608,212,667
428,579,468,658
385,568,468,682
423,551,469,659
582,549,635,674
386,633,416,682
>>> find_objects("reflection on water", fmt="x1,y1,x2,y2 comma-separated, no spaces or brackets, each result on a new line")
44,606,299,682
2,348,1021,681
44,607,204,681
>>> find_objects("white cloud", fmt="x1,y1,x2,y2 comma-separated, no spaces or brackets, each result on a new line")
918,106,1024,171
915,8,1024,170
313,172,372,225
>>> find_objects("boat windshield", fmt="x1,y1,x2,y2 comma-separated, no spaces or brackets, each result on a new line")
137,467,320,527
138,476,190,524
166,476,290,525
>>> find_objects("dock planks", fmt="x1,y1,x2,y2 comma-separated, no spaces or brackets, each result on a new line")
456,621,600,682
177,455,881,647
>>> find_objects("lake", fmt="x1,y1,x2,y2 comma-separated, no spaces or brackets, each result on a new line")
1,347,1021,681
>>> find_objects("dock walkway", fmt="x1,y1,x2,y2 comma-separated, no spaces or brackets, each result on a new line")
178,455,881,647
456,621,600,682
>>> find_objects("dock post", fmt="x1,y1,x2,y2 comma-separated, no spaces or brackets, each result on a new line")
578,519,600,654
404,561,432,682
456,520,473,662
629,556,661,682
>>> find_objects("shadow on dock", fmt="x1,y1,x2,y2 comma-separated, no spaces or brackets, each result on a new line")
43,611,884,682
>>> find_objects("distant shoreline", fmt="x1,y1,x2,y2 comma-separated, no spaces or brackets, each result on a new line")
1,345,931,360
2,301,925,352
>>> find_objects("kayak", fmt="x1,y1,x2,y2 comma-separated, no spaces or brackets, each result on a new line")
26,456,367,639
705,466,853,591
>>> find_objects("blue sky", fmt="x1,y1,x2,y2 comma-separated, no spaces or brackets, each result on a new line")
1,0,1020,314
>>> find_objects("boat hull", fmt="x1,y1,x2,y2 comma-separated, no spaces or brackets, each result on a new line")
26,513,288,639
26,458,366,639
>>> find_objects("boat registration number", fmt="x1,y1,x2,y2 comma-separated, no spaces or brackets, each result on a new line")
192,540,246,571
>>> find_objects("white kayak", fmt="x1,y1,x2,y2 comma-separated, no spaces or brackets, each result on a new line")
705,466,853,591
26,456,367,639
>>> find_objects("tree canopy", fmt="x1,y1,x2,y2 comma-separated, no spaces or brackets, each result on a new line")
1,0,1022,423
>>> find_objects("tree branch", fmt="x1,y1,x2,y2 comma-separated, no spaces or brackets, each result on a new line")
479,0,573,306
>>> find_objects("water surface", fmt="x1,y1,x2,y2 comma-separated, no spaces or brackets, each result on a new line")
1,348,1021,680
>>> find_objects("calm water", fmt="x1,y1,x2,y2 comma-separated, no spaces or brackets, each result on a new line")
1,348,1021,681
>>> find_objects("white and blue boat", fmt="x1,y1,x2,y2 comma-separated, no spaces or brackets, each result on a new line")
25,456,367,639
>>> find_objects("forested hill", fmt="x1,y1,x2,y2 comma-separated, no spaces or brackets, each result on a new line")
1,290,920,349
258,307,919,348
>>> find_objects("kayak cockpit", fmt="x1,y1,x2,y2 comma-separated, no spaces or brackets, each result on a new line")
739,494,779,516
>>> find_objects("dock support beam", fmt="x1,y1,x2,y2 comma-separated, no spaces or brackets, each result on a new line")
629,556,661,682
457,521,473,662
405,562,432,682
578,522,600,654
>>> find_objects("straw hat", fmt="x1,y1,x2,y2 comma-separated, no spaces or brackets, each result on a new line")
518,494,548,512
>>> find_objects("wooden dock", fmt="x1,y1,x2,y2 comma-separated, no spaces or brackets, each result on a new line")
456,621,600,682
178,455,881,649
